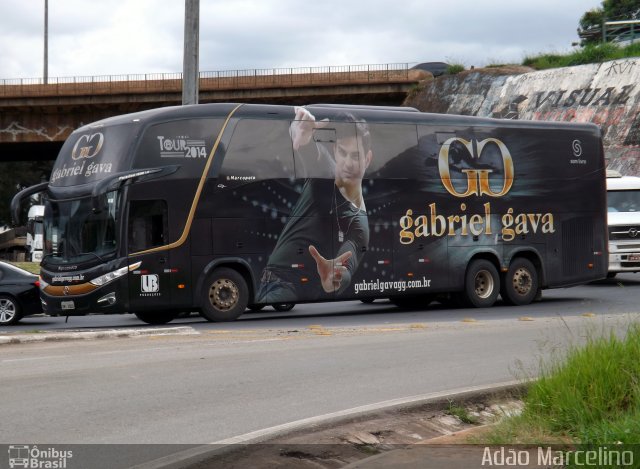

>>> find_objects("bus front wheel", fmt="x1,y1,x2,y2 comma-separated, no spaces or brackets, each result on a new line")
501,258,538,306
462,259,500,308
200,268,248,322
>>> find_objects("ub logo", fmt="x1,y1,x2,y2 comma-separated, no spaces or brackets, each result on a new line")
438,137,514,198
141,274,160,293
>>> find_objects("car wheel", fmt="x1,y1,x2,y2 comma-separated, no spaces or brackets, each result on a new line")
200,267,248,322
134,311,178,325
273,303,295,312
0,295,22,325
461,259,500,308
501,258,539,306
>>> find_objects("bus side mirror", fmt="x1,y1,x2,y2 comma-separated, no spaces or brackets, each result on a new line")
11,182,49,226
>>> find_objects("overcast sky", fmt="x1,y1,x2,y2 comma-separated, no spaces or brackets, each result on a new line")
0,0,602,80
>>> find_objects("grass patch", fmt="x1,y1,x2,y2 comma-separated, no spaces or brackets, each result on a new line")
446,63,465,75
447,401,479,425
484,324,640,444
523,42,640,70
8,262,40,274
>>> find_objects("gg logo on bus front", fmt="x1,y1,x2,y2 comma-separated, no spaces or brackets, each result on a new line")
71,133,105,160
438,137,514,198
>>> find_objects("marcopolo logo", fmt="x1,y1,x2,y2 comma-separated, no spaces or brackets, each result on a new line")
438,137,514,198
8,445,73,468
71,133,104,160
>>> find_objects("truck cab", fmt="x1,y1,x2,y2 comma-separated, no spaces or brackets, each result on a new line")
606,170,640,276
26,205,45,262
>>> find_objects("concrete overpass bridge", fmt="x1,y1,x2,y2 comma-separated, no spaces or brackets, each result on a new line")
0,63,419,162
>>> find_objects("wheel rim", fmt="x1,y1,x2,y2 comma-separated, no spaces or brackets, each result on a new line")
474,270,495,299
209,278,239,311
0,298,17,323
512,267,532,296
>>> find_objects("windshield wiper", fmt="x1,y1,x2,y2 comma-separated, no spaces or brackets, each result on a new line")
76,252,106,263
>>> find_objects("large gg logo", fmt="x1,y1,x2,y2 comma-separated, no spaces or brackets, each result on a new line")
438,137,514,198
71,133,104,160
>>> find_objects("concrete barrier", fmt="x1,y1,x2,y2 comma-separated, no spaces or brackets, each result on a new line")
406,59,640,175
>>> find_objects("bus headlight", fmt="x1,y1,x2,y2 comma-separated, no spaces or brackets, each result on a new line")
90,262,141,287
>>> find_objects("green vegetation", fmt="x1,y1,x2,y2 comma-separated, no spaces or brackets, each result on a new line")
0,161,52,226
447,401,479,425
523,41,640,70
8,261,40,274
485,324,640,445
578,0,640,46
446,64,465,75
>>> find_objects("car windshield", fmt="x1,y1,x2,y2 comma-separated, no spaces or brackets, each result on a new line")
608,190,640,212
44,191,119,264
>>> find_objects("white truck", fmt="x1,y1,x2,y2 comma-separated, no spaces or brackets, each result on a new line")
606,170,640,277
26,204,44,262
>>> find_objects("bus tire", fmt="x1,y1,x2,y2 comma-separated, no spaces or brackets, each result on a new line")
462,259,500,308
200,267,248,322
273,303,295,312
501,258,538,306
134,311,177,325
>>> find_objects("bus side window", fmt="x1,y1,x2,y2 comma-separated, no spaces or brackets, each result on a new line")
128,200,168,253
219,119,295,183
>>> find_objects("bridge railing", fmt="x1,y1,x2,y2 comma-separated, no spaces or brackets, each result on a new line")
0,63,412,98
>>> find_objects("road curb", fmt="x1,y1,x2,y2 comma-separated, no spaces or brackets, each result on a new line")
130,380,525,469
0,326,199,345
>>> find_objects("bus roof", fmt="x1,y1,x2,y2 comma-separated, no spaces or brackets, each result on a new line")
73,102,601,135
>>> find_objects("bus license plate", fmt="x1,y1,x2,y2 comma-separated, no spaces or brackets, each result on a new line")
629,254,640,262
61,301,75,310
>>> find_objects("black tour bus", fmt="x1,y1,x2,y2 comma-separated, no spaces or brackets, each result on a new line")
12,103,608,324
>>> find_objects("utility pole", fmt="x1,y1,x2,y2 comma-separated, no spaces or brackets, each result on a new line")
44,0,48,84
182,0,199,105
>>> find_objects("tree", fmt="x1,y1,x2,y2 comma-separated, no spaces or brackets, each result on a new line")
578,0,640,45
0,161,53,227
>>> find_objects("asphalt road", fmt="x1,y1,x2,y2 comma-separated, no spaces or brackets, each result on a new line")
6,274,640,332
0,274,638,465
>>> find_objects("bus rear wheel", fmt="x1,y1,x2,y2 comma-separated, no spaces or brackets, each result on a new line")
200,267,248,322
462,259,500,308
501,258,538,306
134,311,177,325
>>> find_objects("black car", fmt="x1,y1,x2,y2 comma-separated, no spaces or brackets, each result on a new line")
0,261,42,325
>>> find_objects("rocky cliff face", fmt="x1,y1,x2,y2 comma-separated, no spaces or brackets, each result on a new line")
405,59,640,175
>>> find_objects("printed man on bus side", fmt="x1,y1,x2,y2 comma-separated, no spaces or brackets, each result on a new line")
256,107,373,303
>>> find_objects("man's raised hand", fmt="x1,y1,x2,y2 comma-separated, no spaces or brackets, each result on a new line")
308,245,353,293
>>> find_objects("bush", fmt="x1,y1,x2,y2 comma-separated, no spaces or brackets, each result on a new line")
446,64,465,75
524,325,640,442
523,42,640,70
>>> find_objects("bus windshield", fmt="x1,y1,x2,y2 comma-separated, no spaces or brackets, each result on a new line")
44,191,119,264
